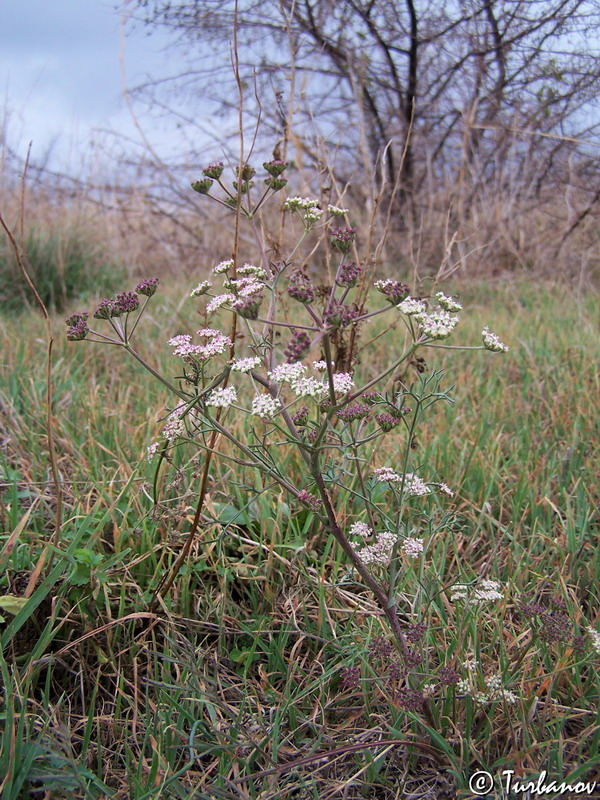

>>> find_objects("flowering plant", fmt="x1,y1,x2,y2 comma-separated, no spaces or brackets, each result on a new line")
66,159,512,722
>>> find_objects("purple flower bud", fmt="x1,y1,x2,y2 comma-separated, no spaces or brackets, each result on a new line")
336,262,361,288
339,665,361,689
236,164,256,181
191,178,213,194
232,295,262,320
287,270,316,304
65,311,88,326
292,406,309,427
203,162,224,179
374,279,410,304
264,176,287,192
93,299,115,319
284,330,311,363
114,291,140,315
324,302,360,329
375,412,400,432
337,403,370,422
135,277,159,297
438,666,460,686
66,319,89,340
297,489,321,510
329,227,356,254
263,159,288,177
362,391,379,405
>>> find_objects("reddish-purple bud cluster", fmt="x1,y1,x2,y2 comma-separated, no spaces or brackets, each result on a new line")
340,665,361,689
378,280,410,303
397,688,424,712
324,302,360,328
135,277,159,297
264,177,287,192
232,295,262,320
263,159,288,177
113,291,140,315
292,406,309,426
368,636,395,659
191,178,213,194
438,666,460,686
236,164,256,181
336,262,361,287
375,412,401,432
93,299,114,319
203,162,224,179
297,489,322,510
287,270,316,304
65,312,89,340
284,330,311,363
405,622,427,643
329,227,356,254
337,403,370,422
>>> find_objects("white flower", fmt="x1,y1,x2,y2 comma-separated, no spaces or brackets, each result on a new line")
251,394,281,418
212,259,234,275
190,280,212,297
398,296,426,316
439,482,454,496
162,407,186,441
196,328,221,338
147,442,159,461
284,196,319,211
357,531,397,566
237,263,268,279
482,327,509,353
268,363,307,383
374,467,402,483
328,204,348,216
451,579,504,604
312,360,329,371
404,473,431,496
349,522,372,539
206,387,237,408
291,376,327,398
206,293,235,314
332,372,355,394
402,537,424,558
435,291,462,312
588,626,600,656
416,309,459,340
231,356,261,373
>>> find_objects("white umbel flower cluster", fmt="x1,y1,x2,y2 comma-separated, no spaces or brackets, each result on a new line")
482,326,509,352
212,259,234,275
190,280,212,297
206,387,237,408
357,531,397,566
268,363,307,383
349,522,372,539
588,626,600,656
415,309,460,340
251,394,281,418
327,204,348,216
398,296,426,316
402,537,424,558
435,291,462,312
450,579,504,604
206,293,236,314
332,372,355,394
231,356,261,373
458,675,518,706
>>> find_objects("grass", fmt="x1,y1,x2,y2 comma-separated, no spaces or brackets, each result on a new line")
0,277,598,798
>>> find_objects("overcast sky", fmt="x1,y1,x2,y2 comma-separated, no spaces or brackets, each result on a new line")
1,0,201,171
